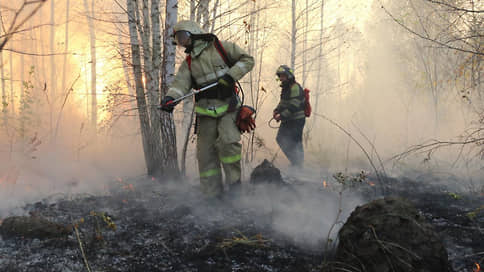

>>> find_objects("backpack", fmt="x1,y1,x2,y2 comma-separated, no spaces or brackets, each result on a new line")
303,88,311,117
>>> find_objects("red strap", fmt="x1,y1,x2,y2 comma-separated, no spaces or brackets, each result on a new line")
213,39,231,67
185,39,229,71
186,55,192,70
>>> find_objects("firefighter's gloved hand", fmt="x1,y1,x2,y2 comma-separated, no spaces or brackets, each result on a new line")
236,105,256,133
160,96,177,113
273,110,281,122
218,74,234,89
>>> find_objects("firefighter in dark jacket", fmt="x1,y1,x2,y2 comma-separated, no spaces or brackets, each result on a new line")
273,65,306,167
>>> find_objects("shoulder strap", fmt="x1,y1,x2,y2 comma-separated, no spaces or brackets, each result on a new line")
186,55,192,70
213,39,234,67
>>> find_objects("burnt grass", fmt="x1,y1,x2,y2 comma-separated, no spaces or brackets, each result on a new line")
0,174,483,272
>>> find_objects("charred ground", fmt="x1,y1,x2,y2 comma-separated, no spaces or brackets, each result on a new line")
0,172,482,272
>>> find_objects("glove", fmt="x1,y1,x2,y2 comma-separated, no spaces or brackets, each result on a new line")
160,96,176,113
237,119,256,133
218,74,234,89
273,110,281,122
236,106,256,133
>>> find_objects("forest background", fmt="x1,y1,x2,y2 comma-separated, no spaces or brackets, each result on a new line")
0,0,482,214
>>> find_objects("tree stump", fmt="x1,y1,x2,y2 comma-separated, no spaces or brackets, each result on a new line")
335,197,451,272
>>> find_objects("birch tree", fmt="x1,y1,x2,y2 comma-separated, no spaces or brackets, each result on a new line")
61,0,70,96
290,0,296,69
160,0,180,178
49,0,56,136
0,10,7,128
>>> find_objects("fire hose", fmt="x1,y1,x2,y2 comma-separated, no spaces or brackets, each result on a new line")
157,82,218,109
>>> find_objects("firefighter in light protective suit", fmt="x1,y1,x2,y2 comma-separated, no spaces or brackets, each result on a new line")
160,20,254,199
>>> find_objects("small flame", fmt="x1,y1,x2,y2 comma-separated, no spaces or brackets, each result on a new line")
122,184,134,191
474,263,481,272
368,181,376,186
323,180,327,188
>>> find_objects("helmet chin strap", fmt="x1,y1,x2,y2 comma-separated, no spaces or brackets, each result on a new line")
184,43,194,54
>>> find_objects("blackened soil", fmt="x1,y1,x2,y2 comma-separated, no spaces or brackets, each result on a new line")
0,179,323,272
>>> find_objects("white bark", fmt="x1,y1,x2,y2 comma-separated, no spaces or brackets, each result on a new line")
50,0,56,136
312,0,324,127
1,50,6,128
290,0,296,69
190,0,197,21
197,0,210,31
161,0,180,177
0,9,7,128
9,48,14,116
61,0,70,94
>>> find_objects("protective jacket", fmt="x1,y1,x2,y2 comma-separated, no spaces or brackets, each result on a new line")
166,39,254,118
275,81,306,121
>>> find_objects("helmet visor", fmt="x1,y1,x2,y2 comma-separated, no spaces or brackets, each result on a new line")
174,30,191,46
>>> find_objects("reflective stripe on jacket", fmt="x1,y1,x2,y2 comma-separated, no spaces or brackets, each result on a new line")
167,39,254,118
276,82,306,120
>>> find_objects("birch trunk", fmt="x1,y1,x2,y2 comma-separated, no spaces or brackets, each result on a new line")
9,49,14,116
50,0,56,137
148,0,163,173
83,0,97,135
61,0,70,95
302,0,308,86
1,50,6,128
127,0,154,174
0,9,7,128
141,0,161,150
160,0,180,178
197,0,210,31
190,0,196,21
20,46,25,140
311,0,324,130
290,0,296,69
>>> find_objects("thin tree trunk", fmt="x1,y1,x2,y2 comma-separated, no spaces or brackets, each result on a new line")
246,0,256,163
290,0,296,69
190,0,197,21
302,0,308,86
311,0,324,129
117,30,135,108
9,48,14,116
161,0,180,178
1,50,6,128
83,0,97,135
0,9,7,128
50,0,56,138
20,45,25,140
209,0,220,33
127,0,154,174
61,0,70,95
149,0,164,173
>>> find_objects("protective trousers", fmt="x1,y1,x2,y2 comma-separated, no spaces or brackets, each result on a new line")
276,118,305,167
197,111,241,197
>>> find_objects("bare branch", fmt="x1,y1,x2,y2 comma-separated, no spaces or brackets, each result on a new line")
424,0,483,13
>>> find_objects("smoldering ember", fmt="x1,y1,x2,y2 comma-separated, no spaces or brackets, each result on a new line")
0,0,483,272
